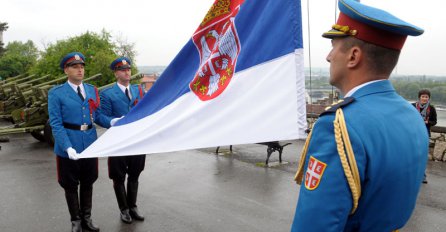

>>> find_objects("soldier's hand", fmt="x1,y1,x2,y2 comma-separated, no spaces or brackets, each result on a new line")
66,147,80,160
111,116,124,127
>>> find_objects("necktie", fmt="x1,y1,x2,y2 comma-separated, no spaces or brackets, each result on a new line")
77,86,84,101
125,88,131,101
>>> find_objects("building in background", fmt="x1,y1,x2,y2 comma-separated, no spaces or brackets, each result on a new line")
140,74,158,92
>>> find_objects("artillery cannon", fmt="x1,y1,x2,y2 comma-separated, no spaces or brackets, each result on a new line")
0,75,52,115
0,73,114,145
0,74,36,100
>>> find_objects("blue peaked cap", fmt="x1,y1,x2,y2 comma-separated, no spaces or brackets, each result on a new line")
110,57,132,71
60,52,85,69
323,0,424,50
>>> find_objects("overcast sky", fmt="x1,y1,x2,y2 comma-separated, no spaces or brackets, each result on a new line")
1,0,445,76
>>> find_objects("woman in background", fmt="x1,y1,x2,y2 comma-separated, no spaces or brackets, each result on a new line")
413,89,437,184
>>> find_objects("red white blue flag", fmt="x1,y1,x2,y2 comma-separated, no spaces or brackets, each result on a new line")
81,0,306,158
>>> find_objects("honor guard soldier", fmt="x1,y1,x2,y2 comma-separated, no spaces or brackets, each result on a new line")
291,0,428,231
100,57,146,224
48,52,116,232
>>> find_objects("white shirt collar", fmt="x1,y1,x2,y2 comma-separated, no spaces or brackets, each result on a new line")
117,82,131,99
67,80,85,98
344,80,385,97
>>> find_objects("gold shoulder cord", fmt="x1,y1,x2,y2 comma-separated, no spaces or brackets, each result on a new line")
334,108,361,214
294,129,313,184
294,108,361,214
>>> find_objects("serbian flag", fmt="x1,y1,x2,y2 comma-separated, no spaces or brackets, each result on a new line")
81,0,306,158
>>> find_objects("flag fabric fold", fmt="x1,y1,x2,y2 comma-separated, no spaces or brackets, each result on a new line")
81,0,306,158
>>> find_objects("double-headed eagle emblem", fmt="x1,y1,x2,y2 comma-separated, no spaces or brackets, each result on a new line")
191,13,241,101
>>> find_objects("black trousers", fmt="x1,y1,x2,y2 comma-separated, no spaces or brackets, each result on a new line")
108,155,146,183
56,156,98,191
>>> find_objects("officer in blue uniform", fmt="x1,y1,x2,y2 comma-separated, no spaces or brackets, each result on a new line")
291,0,428,231
100,57,146,224
48,52,114,232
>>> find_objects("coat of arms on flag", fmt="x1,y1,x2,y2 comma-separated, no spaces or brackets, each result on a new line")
190,0,243,101
305,156,327,190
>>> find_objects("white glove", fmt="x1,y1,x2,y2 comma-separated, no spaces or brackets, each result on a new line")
66,147,80,160
110,116,124,127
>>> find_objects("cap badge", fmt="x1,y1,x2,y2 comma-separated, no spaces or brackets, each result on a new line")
332,24,357,36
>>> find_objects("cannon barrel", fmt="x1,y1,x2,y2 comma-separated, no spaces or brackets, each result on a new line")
34,75,67,88
20,73,102,101
19,74,50,86
83,73,102,83
0,74,37,99
2,75,51,100
1,74,36,87
98,73,143,91
1,74,24,84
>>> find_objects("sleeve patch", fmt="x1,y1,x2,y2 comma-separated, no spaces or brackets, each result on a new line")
305,156,328,190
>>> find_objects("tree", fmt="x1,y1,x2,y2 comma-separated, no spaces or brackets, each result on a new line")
392,78,446,105
114,32,137,63
0,22,9,57
0,22,7,31
31,30,138,87
0,40,38,78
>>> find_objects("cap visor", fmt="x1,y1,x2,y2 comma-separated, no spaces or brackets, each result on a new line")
116,65,131,70
322,29,350,39
66,60,85,67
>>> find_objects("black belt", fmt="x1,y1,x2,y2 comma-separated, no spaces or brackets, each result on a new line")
63,122,93,131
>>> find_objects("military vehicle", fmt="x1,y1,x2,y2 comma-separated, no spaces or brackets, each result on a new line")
0,75,52,116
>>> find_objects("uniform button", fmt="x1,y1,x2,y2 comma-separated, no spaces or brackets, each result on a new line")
83,115,86,117
82,107,85,110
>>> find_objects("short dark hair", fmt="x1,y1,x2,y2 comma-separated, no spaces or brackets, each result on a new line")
418,89,431,98
340,37,401,76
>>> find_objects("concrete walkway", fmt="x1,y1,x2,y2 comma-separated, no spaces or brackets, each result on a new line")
0,132,445,231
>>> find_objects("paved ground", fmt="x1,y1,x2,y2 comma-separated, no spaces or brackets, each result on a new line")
0,130,445,232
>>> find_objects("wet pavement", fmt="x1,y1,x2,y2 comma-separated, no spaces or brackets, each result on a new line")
1,129,446,232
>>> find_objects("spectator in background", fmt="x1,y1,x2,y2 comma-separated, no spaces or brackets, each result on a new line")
413,89,437,184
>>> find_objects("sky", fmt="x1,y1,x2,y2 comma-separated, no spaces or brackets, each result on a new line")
1,0,445,76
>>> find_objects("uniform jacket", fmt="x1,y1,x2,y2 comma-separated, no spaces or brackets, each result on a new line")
48,82,112,158
291,80,428,232
99,83,144,118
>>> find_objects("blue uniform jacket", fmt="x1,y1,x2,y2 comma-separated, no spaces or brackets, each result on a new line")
99,83,144,118
291,80,428,231
48,82,112,158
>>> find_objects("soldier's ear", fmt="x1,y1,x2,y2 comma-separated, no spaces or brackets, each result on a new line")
347,46,362,69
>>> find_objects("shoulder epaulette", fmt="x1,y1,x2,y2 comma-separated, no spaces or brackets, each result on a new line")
52,84,64,89
84,83,94,87
320,97,355,116
100,85,114,93
49,84,63,92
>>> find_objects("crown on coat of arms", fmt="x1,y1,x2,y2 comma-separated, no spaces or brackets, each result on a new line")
201,0,231,26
